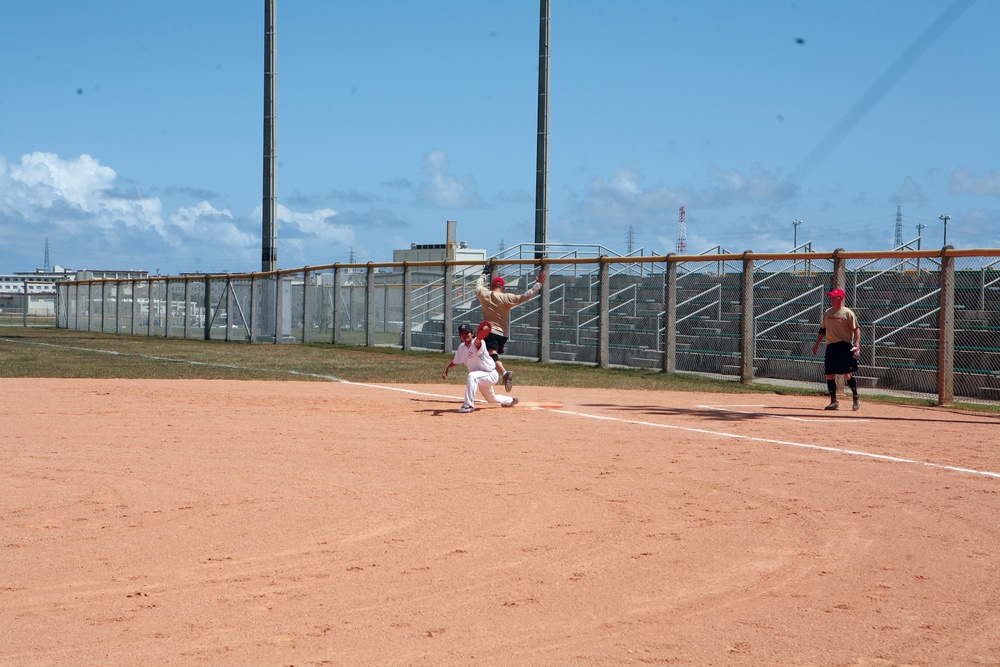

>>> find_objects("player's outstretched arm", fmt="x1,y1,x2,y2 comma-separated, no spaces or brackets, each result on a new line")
517,273,545,304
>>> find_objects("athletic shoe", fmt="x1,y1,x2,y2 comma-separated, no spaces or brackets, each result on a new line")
503,397,519,407
503,371,514,392
852,396,860,411
824,401,839,411
458,404,475,413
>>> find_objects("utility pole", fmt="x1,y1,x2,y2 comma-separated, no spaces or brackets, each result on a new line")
262,0,278,272
676,206,687,254
533,0,550,267
938,214,951,247
894,205,903,248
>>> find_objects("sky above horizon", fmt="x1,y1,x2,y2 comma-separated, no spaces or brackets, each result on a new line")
2,0,997,275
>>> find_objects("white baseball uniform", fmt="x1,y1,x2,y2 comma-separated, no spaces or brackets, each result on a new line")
452,340,515,407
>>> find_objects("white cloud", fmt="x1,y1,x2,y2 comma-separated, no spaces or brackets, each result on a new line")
950,168,1000,197
169,202,255,249
1,152,165,234
700,165,797,207
277,204,354,245
417,150,484,209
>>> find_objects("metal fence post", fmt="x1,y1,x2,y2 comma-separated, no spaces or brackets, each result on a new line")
539,261,551,363
203,275,212,340
87,282,94,333
303,267,313,344
443,263,454,354
663,255,677,373
249,273,258,342
832,248,846,291
184,277,193,339
740,252,755,384
129,280,137,335
22,278,29,327
225,276,235,342
333,266,343,345
147,278,155,337
366,263,376,347
96,282,105,333
597,257,610,368
274,272,284,344
113,280,122,333
402,263,413,350
937,247,955,405
164,278,173,338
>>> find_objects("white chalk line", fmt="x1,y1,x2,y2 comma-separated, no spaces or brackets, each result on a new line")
7,337,999,480
548,408,1000,480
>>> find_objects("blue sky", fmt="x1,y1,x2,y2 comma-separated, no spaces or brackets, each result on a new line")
2,0,997,275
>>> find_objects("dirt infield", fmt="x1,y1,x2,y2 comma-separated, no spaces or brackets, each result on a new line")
3,378,1000,666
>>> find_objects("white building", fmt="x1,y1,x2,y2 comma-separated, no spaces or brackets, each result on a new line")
0,266,76,295
393,242,487,275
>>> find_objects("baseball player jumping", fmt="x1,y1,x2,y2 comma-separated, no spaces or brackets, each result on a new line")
475,260,545,392
442,321,519,413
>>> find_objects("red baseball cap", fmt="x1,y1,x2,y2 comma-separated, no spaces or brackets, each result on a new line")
828,288,846,298
491,276,505,287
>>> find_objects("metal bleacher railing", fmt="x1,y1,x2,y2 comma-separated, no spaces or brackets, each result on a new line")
56,245,1000,406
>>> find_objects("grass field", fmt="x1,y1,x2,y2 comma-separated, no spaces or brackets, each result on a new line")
4,325,997,413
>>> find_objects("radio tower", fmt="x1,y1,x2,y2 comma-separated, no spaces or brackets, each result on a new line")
676,206,687,254
894,205,903,248
44,238,51,273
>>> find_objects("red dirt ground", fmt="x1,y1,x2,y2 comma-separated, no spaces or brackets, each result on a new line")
3,378,1000,666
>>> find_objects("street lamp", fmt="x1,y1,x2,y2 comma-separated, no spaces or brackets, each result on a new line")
792,219,803,273
938,214,951,247
916,223,927,272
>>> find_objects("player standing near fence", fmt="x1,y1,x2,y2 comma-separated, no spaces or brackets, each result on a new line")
442,321,519,413
475,260,546,392
811,287,862,410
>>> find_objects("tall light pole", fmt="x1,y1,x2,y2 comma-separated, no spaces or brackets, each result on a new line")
938,214,951,247
533,0,550,267
262,0,278,272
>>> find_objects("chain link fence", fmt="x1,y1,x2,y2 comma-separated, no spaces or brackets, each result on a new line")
56,249,1000,405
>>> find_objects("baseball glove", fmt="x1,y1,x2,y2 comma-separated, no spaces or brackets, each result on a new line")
477,319,492,340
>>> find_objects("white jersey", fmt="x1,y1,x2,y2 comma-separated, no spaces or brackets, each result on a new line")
452,340,496,374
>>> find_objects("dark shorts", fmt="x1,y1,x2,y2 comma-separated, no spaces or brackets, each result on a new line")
824,341,859,375
484,332,508,356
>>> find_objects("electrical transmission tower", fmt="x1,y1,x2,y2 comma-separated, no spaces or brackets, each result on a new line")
676,206,687,254
44,238,51,273
626,226,636,254
894,205,903,248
